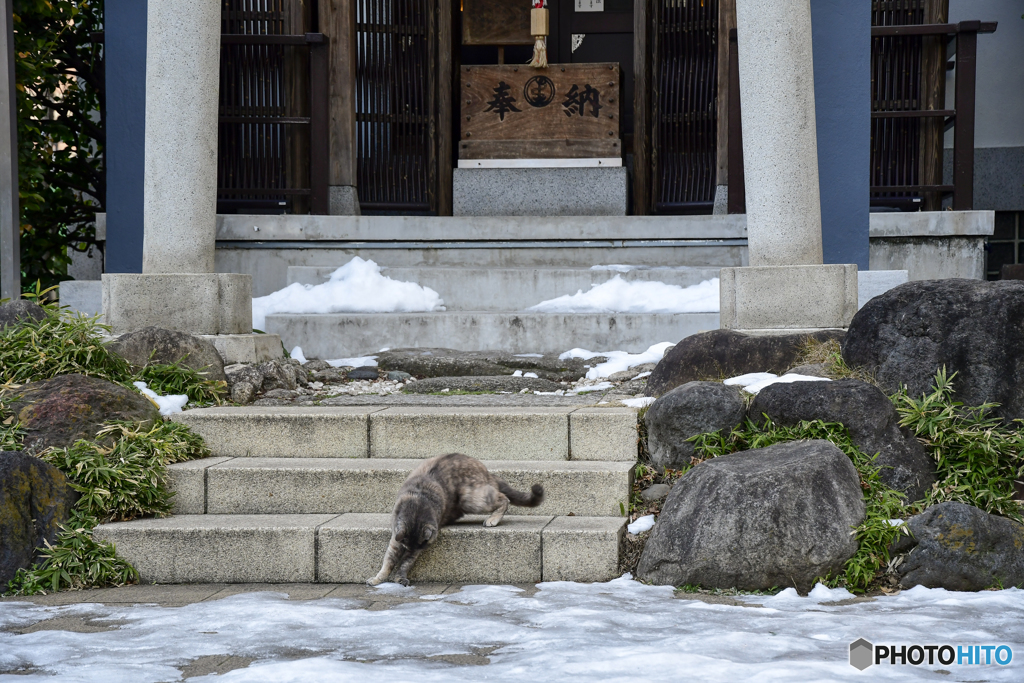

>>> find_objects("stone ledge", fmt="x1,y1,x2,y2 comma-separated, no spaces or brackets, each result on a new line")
869,210,994,238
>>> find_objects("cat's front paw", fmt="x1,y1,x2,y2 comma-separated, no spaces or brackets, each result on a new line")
396,577,410,586
366,576,383,586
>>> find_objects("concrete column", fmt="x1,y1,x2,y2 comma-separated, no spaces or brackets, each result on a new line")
0,0,19,300
141,0,220,273
734,0,823,267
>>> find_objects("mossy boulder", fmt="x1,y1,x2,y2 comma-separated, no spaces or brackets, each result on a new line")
108,326,226,382
1,451,79,585
4,374,161,453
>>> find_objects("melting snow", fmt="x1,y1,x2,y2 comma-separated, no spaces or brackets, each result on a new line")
561,342,674,379
628,515,657,534
251,257,445,331
290,346,308,364
724,372,832,395
526,276,719,314
325,356,378,368
621,397,656,409
133,381,188,416
1,579,1022,682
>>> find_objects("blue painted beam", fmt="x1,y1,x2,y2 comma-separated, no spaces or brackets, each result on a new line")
811,0,870,269
104,0,147,273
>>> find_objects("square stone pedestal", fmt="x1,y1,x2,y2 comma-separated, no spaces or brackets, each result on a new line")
198,333,283,364
103,273,252,335
720,264,858,331
453,167,627,216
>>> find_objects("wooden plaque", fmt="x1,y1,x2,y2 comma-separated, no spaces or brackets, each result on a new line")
462,0,533,46
461,63,620,144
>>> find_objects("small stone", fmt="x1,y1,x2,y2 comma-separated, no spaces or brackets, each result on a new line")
312,368,346,384
304,360,332,372
641,484,672,502
347,367,380,380
608,370,636,382
786,363,830,378
386,370,413,382
226,364,264,405
262,388,298,399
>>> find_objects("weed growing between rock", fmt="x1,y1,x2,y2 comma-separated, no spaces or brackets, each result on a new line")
892,369,1024,522
795,338,876,384
0,294,226,406
4,421,210,595
689,419,911,593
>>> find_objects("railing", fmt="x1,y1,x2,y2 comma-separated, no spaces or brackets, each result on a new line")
870,21,996,211
218,32,330,214
726,20,995,214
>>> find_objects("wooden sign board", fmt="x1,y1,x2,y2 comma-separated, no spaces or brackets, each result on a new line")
462,0,533,46
460,63,621,159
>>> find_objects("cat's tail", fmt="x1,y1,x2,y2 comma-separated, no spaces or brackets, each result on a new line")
499,481,545,507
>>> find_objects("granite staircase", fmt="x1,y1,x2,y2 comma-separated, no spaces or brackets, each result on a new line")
94,404,638,585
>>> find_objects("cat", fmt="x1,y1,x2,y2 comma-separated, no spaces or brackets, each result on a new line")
366,453,545,586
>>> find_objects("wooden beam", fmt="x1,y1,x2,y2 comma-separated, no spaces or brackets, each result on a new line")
0,0,18,299
919,0,949,211
632,0,649,215
319,0,357,190
716,0,735,186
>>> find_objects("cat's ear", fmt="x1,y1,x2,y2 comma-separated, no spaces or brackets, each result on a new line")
419,525,437,545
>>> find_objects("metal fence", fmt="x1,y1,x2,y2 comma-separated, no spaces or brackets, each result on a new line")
355,0,437,213
649,0,718,214
218,0,328,214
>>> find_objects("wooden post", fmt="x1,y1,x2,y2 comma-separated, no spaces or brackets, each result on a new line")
716,0,735,188
632,0,649,215
319,0,359,212
726,28,745,215
919,0,948,211
0,0,19,299
952,22,978,211
285,0,311,214
437,0,452,215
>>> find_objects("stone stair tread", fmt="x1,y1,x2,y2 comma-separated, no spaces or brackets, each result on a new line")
94,514,625,585
168,457,633,517
171,405,639,462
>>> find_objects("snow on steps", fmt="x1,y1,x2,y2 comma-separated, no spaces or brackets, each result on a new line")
95,405,638,584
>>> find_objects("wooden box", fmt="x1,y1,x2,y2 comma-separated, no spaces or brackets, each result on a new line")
460,63,622,160
462,0,533,46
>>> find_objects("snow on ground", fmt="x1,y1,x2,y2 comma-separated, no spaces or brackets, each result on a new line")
724,372,832,395
325,356,378,368
627,514,657,534
251,257,445,331
290,347,308,364
621,397,656,409
2,578,1022,682
133,381,188,416
562,342,674,379
527,276,719,314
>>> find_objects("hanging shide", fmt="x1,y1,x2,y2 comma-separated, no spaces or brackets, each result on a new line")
529,0,549,68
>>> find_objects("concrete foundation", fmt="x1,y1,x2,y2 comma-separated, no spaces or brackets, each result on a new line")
868,210,994,281
453,167,628,216
198,333,283,364
719,264,858,330
58,280,104,319
102,273,252,335
858,270,909,309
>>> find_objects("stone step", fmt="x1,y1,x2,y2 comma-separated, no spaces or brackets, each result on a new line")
265,311,719,358
287,266,722,312
171,406,638,462
94,514,625,584
168,457,633,517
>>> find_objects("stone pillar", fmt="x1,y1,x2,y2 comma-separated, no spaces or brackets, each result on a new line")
720,0,858,332
141,0,220,273
102,0,274,356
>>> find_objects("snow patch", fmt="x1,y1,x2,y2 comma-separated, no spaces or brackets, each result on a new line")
290,346,307,364
251,257,445,330
627,514,656,534
325,356,377,368
133,382,188,416
561,342,674,379
527,276,719,313
723,372,832,395
621,397,656,409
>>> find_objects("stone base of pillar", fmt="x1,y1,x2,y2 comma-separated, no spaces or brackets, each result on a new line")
719,264,858,331
329,186,361,215
197,333,284,365
102,273,252,335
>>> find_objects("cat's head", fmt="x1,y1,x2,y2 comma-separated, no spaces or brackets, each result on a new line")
393,499,439,550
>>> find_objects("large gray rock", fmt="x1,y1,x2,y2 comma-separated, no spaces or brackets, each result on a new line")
0,300,46,330
109,326,226,382
843,279,1024,420
646,329,845,397
1,451,79,585
377,348,601,382
645,381,746,470
4,374,161,453
749,379,936,501
896,502,1024,591
638,440,865,592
